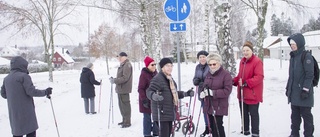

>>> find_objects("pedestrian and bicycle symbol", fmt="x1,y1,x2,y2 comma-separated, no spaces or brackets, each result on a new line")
164,0,191,21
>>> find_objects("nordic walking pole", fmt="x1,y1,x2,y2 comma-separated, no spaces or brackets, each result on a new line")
157,90,161,137
193,106,202,137
185,92,193,137
47,95,60,137
108,83,113,129
207,88,220,137
98,80,102,113
241,85,245,134
227,97,231,137
111,84,114,124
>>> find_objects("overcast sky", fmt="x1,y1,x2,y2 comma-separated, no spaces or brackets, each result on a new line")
0,1,319,48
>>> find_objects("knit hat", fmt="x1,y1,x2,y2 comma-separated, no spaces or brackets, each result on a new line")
159,58,172,68
86,63,93,68
243,41,254,51
197,50,209,59
144,56,154,67
117,52,127,57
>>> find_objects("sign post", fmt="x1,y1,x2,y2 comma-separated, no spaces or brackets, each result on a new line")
163,0,191,113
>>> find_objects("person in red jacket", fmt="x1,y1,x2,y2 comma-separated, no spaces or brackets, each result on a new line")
233,41,264,137
138,56,158,137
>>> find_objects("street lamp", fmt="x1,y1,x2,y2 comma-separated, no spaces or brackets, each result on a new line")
278,34,283,68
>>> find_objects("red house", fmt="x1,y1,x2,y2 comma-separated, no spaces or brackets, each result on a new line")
52,48,74,68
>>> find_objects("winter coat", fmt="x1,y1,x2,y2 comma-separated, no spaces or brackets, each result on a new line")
114,59,133,94
138,67,158,113
1,56,47,136
202,67,232,116
193,63,209,96
286,33,314,107
233,54,264,104
146,71,185,122
80,67,101,98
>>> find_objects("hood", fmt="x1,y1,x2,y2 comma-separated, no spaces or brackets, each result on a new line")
82,67,91,73
10,56,29,74
287,33,305,51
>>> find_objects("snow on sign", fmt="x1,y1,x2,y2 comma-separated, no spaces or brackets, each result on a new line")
164,0,191,21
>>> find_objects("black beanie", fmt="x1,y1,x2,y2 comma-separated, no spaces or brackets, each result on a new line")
197,50,209,59
159,58,172,68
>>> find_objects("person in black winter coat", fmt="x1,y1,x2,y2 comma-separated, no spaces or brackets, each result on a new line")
80,63,101,114
1,56,52,137
286,33,314,137
193,50,210,137
146,58,194,137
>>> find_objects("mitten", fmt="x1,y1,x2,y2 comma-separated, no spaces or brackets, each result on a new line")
184,89,195,97
142,99,150,108
45,87,53,95
199,90,208,99
152,93,164,101
193,78,200,85
109,77,114,84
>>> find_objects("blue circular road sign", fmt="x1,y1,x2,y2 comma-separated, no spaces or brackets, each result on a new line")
164,0,191,21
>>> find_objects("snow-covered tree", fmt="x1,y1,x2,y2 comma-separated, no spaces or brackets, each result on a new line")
0,0,79,82
214,0,236,76
240,0,268,61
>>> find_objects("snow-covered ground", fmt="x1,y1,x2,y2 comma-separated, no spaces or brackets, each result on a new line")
0,58,319,137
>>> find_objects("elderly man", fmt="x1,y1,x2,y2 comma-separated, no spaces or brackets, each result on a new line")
109,52,133,128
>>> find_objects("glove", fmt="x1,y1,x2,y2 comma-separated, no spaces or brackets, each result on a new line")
184,89,194,97
109,77,114,84
300,90,309,100
142,99,150,108
193,78,200,85
45,87,53,95
152,93,164,101
45,87,53,99
199,89,215,99
242,82,248,87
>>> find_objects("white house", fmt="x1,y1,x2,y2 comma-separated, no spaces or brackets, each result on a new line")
0,46,21,59
303,30,320,62
264,35,291,60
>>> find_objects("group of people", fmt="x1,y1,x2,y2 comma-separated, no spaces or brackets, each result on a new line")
0,32,315,137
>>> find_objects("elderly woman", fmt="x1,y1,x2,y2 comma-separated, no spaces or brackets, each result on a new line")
147,58,194,137
233,41,264,137
192,50,210,136
138,56,158,137
200,53,232,137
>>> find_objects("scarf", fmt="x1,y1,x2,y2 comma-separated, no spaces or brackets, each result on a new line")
165,74,179,106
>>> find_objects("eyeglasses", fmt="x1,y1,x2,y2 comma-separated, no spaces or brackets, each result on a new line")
151,64,156,66
208,63,217,66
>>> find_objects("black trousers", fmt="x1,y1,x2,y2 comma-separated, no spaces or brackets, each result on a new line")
239,102,260,135
155,121,172,137
291,105,314,137
208,115,226,137
13,131,36,137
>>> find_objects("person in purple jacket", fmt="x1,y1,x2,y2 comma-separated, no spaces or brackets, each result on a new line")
199,53,233,137
138,56,159,137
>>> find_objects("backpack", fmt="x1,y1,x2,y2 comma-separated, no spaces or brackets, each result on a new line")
301,50,319,87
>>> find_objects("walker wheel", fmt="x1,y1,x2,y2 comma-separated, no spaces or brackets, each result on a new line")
182,121,195,135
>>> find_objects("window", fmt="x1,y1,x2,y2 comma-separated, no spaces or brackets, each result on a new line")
58,57,61,61
53,58,56,61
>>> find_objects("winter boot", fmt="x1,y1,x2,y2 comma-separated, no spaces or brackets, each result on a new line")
251,133,259,137
200,126,209,137
241,130,251,135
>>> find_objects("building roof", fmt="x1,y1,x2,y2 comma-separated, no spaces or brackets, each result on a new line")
0,46,20,56
55,48,74,63
263,36,290,49
303,30,320,48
